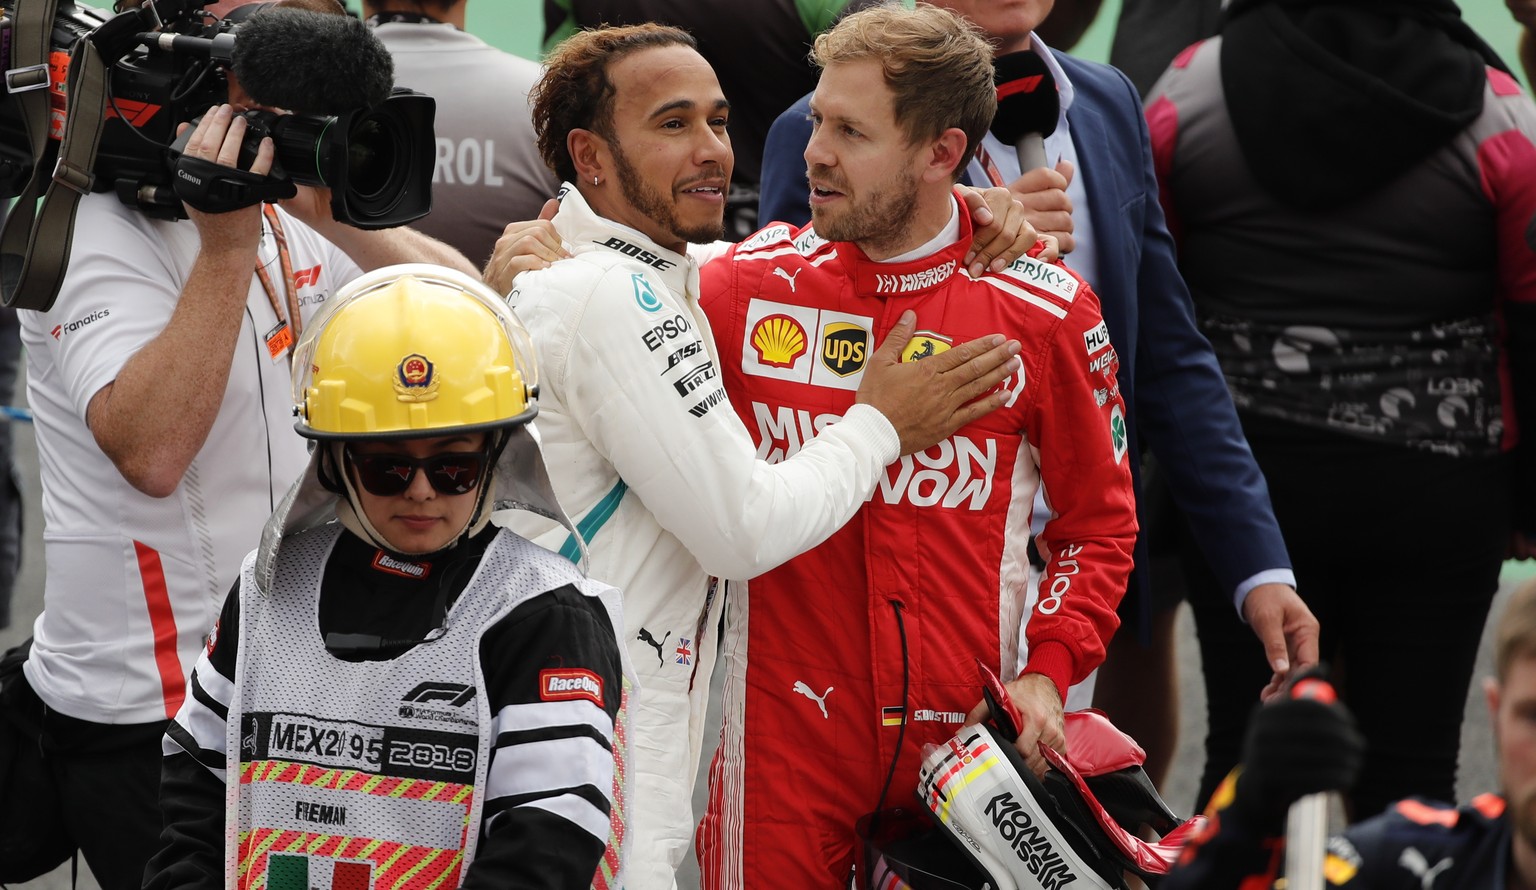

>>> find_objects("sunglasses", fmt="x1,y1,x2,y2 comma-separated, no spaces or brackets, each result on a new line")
346,449,488,497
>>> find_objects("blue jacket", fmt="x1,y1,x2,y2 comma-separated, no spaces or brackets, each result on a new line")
758,52,1291,617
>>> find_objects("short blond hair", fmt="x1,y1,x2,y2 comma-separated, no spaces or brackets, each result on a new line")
1497,580,1536,683
810,2,995,180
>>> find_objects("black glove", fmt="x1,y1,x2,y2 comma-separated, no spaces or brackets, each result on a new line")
1228,668,1364,834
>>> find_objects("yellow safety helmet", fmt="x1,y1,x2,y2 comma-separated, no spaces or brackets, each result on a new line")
292,264,539,440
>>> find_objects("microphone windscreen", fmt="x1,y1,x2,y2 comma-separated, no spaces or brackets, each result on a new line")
990,51,1059,145
230,8,395,114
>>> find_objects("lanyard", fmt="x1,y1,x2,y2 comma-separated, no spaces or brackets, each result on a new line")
254,204,301,361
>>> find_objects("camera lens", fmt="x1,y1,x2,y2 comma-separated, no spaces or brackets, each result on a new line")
346,116,401,202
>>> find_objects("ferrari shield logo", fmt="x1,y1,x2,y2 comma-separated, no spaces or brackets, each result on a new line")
901,332,952,363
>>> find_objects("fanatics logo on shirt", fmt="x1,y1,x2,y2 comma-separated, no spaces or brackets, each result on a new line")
51,308,110,340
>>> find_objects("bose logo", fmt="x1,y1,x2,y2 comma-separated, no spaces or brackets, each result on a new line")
600,236,676,271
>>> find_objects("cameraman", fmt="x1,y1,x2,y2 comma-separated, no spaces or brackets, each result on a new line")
4,4,472,887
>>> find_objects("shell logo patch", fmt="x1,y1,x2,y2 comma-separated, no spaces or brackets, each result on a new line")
394,353,440,403
751,314,809,368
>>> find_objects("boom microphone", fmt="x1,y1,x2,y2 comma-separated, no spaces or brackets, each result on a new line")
230,8,396,114
990,51,1059,173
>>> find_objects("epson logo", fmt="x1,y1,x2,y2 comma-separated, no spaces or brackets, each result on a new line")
51,308,110,340
984,791,1079,890
642,314,693,351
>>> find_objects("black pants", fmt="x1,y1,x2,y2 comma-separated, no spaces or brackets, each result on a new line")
0,674,166,890
1185,414,1510,819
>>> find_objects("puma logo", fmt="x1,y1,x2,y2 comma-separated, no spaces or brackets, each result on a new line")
792,680,833,719
773,267,801,293
1398,847,1453,889
637,627,671,667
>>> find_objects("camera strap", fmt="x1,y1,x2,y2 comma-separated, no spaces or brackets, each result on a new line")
254,204,300,361
0,9,110,311
0,0,60,307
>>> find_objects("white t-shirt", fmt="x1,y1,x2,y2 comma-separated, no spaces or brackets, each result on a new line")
20,193,361,724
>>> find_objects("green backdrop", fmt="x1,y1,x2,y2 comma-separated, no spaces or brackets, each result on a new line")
413,0,1520,83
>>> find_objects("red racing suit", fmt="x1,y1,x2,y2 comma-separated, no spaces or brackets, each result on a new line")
695,197,1139,888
